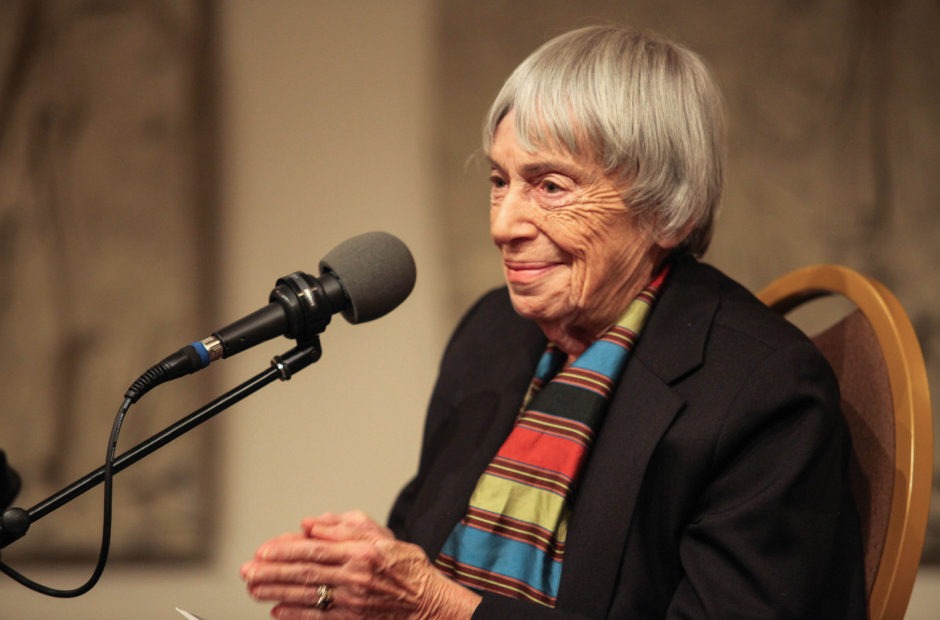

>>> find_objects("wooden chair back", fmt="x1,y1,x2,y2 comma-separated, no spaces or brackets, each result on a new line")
758,265,932,620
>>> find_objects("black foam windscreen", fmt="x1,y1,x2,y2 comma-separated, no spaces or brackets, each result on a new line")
318,231,417,324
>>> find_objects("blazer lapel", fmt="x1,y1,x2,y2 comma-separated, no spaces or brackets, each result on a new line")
556,258,719,614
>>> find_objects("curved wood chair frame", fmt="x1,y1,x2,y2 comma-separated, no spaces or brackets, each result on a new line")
758,264,932,620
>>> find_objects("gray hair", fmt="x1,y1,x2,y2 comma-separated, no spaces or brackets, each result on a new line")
483,25,725,257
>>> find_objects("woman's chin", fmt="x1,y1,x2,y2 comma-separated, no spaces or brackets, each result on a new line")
507,293,562,325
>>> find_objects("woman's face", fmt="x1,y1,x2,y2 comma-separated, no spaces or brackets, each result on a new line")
489,112,672,348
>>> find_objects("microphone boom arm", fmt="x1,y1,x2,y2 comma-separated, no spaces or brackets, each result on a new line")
0,337,322,550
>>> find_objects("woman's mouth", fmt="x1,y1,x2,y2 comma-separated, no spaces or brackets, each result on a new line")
503,261,557,285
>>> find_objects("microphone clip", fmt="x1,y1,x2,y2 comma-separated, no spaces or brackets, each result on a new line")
269,271,344,344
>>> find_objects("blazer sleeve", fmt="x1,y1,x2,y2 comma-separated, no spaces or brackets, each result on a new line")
386,292,485,538
664,341,865,619
388,288,532,540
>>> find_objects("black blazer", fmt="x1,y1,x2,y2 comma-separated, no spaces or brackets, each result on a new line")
389,257,866,619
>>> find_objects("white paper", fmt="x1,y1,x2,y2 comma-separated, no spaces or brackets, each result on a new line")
175,608,206,620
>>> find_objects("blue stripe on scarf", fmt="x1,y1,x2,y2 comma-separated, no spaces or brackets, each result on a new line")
440,523,563,596
571,339,633,376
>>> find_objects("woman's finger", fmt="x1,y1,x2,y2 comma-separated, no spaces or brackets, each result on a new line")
303,511,393,542
241,558,344,587
247,582,347,609
255,535,357,564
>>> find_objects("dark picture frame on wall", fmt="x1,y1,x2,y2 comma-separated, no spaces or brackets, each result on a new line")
0,0,219,562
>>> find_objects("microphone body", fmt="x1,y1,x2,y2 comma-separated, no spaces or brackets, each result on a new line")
126,231,415,402
199,270,346,363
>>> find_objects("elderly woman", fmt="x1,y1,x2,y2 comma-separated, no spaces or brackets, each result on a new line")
241,25,866,618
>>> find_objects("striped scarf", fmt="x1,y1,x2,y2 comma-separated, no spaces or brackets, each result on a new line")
435,267,669,607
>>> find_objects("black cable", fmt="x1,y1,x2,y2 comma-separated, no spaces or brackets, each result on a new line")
0,396,133,597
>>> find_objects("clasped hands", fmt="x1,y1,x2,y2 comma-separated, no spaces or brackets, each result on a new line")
241,510,480,619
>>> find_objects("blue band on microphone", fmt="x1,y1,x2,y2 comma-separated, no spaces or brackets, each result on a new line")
190,341,211,368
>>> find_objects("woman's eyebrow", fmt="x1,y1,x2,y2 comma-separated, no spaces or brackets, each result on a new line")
520,161,579,179
488,156,581,180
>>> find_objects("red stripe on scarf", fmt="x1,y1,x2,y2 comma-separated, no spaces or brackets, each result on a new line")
497,425,590,479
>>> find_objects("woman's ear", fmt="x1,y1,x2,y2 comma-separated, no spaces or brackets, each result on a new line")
654,222,692,251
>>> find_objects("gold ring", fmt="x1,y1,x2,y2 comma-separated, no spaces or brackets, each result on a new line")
314,584,334,611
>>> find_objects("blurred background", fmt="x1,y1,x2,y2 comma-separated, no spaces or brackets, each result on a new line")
0,1,937,617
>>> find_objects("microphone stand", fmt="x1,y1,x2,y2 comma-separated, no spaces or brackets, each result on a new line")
0,337,321,550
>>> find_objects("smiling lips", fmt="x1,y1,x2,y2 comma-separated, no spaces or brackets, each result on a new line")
503,260,560,285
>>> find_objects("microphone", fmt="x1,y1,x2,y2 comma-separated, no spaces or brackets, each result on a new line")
0,451,20,510
125,231,416,402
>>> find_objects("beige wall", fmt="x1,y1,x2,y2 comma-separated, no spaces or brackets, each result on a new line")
3,2,938,618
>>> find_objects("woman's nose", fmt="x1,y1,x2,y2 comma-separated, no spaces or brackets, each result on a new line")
490,186,538,245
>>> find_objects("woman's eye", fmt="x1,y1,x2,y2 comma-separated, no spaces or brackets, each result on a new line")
489,175,507,189
541,180,563,193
